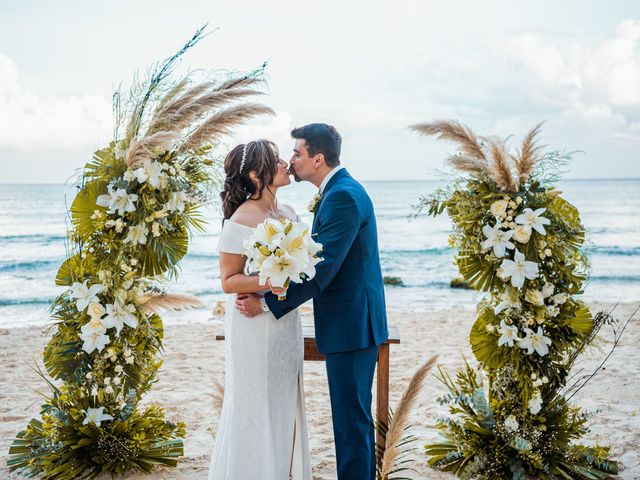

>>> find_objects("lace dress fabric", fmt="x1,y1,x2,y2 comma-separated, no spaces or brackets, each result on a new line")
208,220,311,480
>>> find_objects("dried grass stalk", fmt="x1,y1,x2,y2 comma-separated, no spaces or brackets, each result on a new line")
380,355,438,479
179,103,274,152
125,131,179,168
515,122,544,184
486,136,517,192
138,293,205,315
411,120,487,160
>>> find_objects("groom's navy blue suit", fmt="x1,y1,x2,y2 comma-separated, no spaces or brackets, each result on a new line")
265,168,388,480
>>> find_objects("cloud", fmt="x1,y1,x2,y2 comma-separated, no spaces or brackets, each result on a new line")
0,53,112,154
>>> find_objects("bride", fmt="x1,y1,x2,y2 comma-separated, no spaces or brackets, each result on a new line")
208,139,312,479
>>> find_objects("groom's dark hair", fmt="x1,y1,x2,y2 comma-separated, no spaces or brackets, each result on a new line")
291,123,341,167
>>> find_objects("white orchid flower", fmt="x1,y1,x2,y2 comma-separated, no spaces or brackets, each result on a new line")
165,191,188,213
518,326,552,356
96,186,138,216
481,224,515,258
123,223,148,245
133,160,164,188
499,249,538,289
79,322,110,353
70,280,105,312
83,406,114,426
497,319,521,347
103,298,138,334
515,208,551,235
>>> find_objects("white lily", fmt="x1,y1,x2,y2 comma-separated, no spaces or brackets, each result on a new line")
497,320,521,347
83,406,114,426
133,159,164,188
123,223,148,245
96,186,138,216
481,224,515,258
79,322,110,353
258,251,304,288
494,288,521,314
70,280,105,312
165,191,189,213
515,208,551,235
103,297,138,334
499,250,538,289
518,326,552,356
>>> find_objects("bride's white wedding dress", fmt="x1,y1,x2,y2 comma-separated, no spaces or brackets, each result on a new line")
208,220,312,480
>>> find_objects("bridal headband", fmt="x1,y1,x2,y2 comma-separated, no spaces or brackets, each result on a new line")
239,143,248,173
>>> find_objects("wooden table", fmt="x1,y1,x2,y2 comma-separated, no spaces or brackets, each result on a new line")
216,324,401,463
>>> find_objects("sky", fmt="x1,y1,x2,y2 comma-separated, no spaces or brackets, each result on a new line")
0,0,638,183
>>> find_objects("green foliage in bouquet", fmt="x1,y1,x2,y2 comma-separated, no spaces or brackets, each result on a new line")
8,27,273,479
412,121,618,479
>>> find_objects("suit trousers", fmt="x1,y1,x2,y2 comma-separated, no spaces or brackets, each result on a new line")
325,345,379,480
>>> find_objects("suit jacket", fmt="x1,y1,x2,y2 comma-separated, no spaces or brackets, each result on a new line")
264,168,389,354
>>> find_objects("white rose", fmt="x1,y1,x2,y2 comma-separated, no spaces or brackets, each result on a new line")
490,200,509,218
88,302,106,320
551,293,568,305
504,415,519,432
541,283,555,298
546,305,560,318
525,289,545,307
512,225,532,244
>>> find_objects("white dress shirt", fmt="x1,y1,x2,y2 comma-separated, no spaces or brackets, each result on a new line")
319,165,345,194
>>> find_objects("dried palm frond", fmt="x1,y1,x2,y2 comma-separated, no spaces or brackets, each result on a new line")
212,380,225,413
486,136,518,193
380,355,438,479
125,131,180,168
411,120,487,161
515,122,544,184
137,293,205,315
179,103,274,152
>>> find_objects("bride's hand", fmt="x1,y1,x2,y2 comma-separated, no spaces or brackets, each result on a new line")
267,279,287,295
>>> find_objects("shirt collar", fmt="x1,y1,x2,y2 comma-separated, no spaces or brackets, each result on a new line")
319,165,344,194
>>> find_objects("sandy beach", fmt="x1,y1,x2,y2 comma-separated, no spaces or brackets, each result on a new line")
1,302,638,480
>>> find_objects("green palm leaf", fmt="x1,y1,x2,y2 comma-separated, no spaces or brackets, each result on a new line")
470,307,510,369
70,179,108,241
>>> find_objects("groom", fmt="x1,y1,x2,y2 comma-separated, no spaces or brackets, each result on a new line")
236,123,389,479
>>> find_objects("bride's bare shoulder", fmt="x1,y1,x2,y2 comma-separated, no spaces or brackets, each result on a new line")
228,203,262,228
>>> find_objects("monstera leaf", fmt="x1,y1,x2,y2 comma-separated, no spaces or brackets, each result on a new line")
70,179,109,241
470,307,511,369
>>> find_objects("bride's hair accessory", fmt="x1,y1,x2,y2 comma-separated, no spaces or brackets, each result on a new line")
239,143,248,173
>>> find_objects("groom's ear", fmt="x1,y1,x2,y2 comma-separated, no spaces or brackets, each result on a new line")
313,153,326,168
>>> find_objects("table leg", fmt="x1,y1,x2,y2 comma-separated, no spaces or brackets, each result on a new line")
376,343,390,469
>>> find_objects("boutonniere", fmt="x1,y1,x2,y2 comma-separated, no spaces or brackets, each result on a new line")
308,191,322,214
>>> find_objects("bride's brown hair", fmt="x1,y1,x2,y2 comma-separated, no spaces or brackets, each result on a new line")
220,139,279,220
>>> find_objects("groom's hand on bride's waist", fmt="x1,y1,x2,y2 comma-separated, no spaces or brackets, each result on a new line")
236,293,263,317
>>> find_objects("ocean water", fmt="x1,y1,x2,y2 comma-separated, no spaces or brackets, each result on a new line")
0,180,639,328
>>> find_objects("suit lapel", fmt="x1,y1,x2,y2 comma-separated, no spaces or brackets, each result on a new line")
312,168,350,232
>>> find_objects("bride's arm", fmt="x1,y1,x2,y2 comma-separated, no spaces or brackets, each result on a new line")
219,252,263,294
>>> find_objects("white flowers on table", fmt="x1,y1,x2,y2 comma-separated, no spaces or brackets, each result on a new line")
499,250,538,289
518,327,552,356
96,186,138,216
70,280,105,312
244,218,323,298
103,297,138,334
133,159,164,188
82,406,114,427
515,208,551,236
123,223,149,245
497,320,521,347
481,224,515,258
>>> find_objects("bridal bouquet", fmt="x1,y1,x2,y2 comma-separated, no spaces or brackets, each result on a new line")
243,217,323,300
